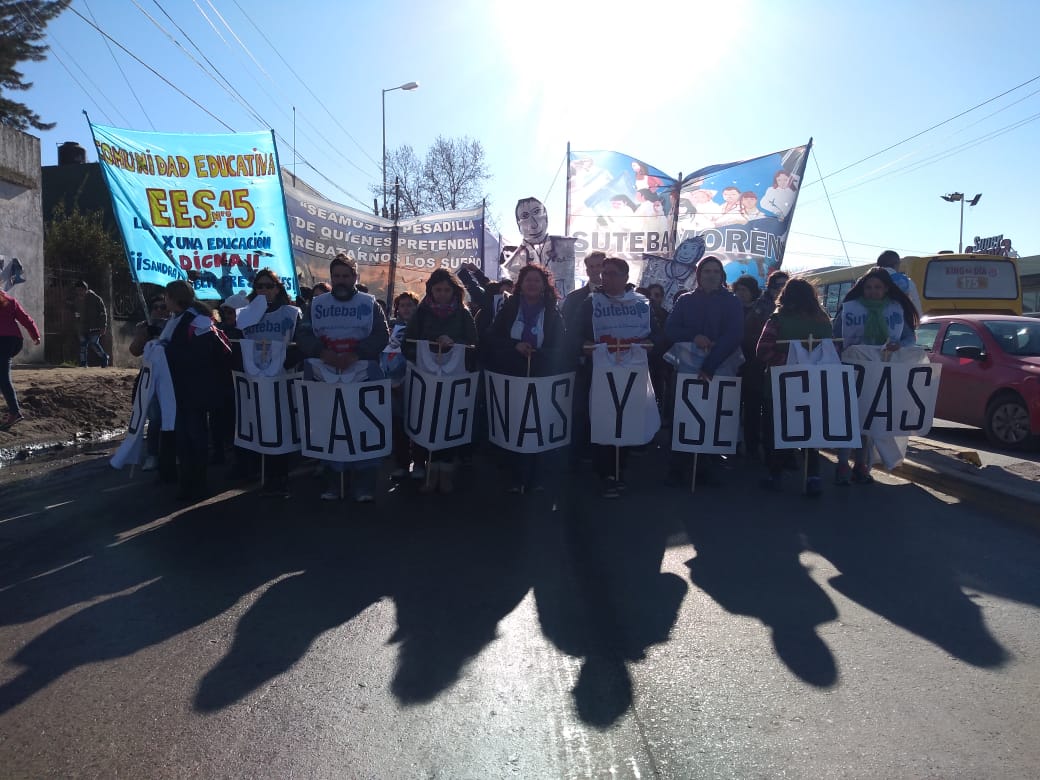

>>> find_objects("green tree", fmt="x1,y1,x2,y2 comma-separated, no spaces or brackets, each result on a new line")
0,0,71,131
45,202,124,282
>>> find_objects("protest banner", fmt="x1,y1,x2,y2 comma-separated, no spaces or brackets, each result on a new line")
90,123,297,299
849,361,942,437
671,375,743,454
404,364,479,451
485,372,575,453
770,364,861,449
293,379,393,462
233,372,302,455
589,359,658,446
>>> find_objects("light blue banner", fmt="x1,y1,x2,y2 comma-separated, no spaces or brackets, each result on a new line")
90,123,297,299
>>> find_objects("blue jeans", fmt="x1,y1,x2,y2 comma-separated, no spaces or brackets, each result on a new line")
80,332,109,367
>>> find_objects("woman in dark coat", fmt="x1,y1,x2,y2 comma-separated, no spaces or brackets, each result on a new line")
403,268,478,494
486,264,570,492
163,280,232,500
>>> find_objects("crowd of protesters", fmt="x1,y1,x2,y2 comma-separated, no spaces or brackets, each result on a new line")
122,248,921,504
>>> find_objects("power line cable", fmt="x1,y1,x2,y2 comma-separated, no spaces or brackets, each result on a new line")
187,0,379,181
223,0,383,172
804,72,1040,187
83,0,155,129
802,108,1040,205
66,6,237,131
14,1,125,126
810,146,851,266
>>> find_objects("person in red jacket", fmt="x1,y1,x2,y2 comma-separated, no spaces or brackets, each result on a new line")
0,289,41,428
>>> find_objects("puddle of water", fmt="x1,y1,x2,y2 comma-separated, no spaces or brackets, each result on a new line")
0,429,125,467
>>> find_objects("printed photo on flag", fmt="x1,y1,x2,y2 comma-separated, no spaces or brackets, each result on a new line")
676,142,811,291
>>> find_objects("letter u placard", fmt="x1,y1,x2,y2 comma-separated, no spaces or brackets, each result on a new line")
232,371,303,455
770,365,861,449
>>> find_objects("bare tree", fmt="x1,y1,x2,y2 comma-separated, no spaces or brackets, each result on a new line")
381,144,425,218
422,135,490,212
372,135,491,217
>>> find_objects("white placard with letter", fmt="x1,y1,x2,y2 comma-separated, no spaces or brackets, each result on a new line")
849,361,942,436
293,379,393,462
233,371,303,455
671,374,743,454
589,356,658,446
404,364,479,451
485,371,575,453
770,364,861,449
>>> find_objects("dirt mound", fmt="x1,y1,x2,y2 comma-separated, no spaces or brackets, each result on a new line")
1,367,137,456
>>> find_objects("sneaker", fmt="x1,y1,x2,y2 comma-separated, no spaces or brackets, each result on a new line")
851,465,875,484
410,465,426,480
355,493,374,504
834,464,851,486
320,489,341,501
390,467,407,479
141,455,159,472
602,477,621,499
805,476,823,498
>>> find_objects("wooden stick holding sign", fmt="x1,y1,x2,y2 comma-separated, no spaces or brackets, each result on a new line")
582,342,653,352
776,336,844,495
405,339,477,349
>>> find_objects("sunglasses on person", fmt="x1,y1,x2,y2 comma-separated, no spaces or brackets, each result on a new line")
254,282,276,290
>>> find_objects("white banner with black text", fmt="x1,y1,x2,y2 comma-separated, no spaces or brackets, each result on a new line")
292,378,393,462
848,360,942,437
485,371,575,453
232,371,303,455
671,374,743,454
770,364,861,449
404,364,479,451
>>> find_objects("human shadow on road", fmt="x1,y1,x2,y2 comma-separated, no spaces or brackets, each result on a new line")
386,492,533,705
0,458,169,625
803,482,1011,669
682,503,840,688
0,489,305,716
531,461,688,727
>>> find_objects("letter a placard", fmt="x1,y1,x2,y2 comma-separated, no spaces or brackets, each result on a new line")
770,365,861,449
847,360,942,436
485,371,575,453
293,379,392,462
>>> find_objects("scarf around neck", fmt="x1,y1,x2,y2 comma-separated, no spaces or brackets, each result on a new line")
426,297,458,319
861,297,890,345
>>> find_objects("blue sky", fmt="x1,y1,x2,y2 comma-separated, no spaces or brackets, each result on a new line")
17,0,1040,271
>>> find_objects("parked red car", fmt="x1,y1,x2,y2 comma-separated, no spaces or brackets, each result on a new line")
915,315,1040,448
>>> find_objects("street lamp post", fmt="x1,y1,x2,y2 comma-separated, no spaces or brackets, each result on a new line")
382,81,419,216
940,192,982,253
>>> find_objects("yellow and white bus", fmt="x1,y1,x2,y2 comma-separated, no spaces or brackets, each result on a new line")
800,253,1022,318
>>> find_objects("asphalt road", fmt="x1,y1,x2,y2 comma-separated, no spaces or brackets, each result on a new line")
1,443,1039,778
